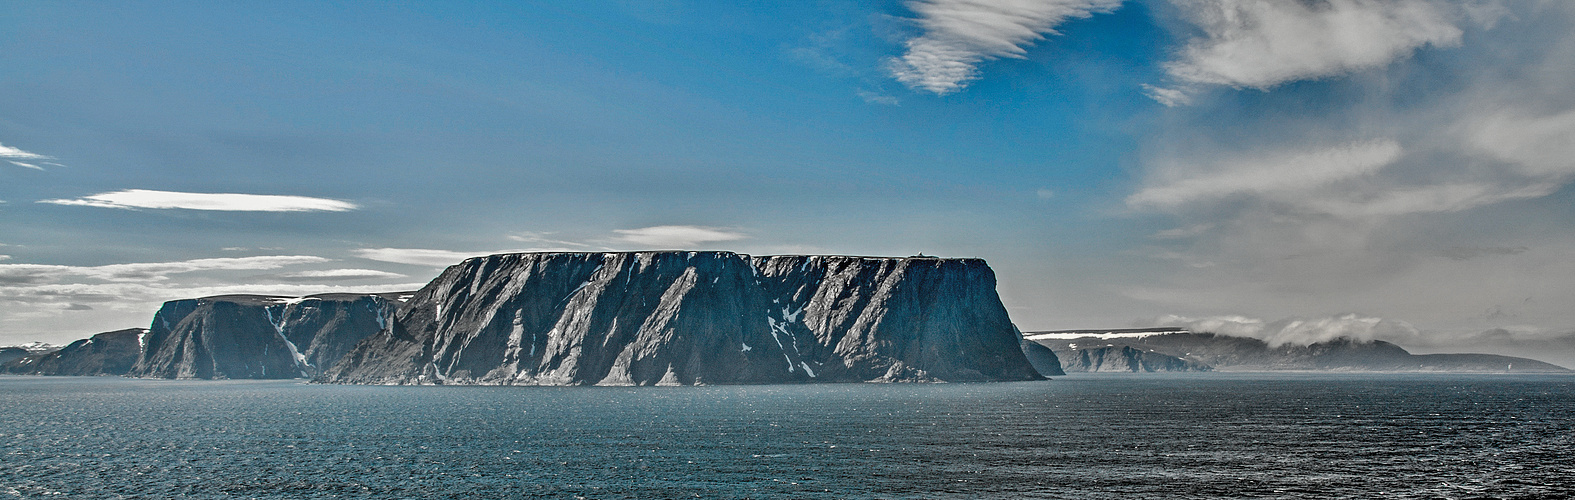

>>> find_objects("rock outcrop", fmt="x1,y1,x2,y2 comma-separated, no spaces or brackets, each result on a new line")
129,293,402,379
324,251,1042,385
1,328,145,376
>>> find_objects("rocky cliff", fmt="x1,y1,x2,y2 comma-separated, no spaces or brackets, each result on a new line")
129,293,401,379
1,328,145,376
323,252,1042,385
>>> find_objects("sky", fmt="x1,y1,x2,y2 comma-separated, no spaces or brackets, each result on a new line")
4,0,1575,366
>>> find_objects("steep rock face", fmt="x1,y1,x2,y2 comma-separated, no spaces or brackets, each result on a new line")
129,293,400,379
1019,340,1066,376
324,252,1041,385
276,293,403,372
1,328,145,376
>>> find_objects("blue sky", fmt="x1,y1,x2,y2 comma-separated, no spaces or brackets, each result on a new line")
4,0,1575,365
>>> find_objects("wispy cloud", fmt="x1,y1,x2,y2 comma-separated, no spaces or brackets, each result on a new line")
1128,140,1402,212
353,248,490,267
611,225,748,248
1151,223,1213,240
506,231,599,249
0,143,49,160
273,269,407,281
1,142,57,170
857,90,901,105
1441,246,1528,261
39,189,357,212
0,256,330,284
1469,108,1575,177
1149,313,1422,348
886,0,1122,95
1160,0,1467,92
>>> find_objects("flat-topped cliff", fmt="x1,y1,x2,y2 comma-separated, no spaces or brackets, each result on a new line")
323,252,1042,385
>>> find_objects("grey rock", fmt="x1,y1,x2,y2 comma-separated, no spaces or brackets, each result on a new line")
1,328,145,376
324,251,1041,385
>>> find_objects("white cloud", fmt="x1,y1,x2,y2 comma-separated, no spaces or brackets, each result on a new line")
886,0,1123,94
1141,84,1191,107
1128,139,1402,210
1152,223,1213,240
274,269,407,280
858,90,901,105
39,189,357,212
1163,0,1466,90
0,142,49,161
506,231,596,248
1,142,56,170
1303,182,1559,218
1469,108,1575,177
0,256,330,284
611,225,748,248
353,248,488,267
1150,313,1422,347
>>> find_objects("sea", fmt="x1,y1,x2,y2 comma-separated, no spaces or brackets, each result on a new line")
2,373,1571,499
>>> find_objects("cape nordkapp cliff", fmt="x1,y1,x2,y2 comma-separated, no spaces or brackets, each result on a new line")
323,252,1043,385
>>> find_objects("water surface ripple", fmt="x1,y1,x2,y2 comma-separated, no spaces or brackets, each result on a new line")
1,374,1570,498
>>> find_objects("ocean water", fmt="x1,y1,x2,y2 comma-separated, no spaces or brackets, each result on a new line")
1,374,1571,499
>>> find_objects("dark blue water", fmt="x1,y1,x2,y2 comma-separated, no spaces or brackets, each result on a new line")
2,374,1571,499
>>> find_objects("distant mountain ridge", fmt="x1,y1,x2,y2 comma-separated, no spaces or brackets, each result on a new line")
2,329,144,376
1024,331,1570,373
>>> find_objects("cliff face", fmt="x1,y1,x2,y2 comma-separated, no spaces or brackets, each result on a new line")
129,293,400,380
324,252,1041,385
1,328,144,376
1019,340,1066,376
